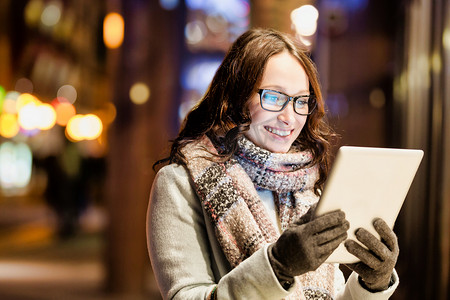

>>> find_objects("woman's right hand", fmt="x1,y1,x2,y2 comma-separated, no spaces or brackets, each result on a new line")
268,210,349,283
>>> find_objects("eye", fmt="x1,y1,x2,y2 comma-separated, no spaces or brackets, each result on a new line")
294,99,308,109
263,91,280,105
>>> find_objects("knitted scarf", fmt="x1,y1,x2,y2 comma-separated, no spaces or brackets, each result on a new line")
182,136,336,300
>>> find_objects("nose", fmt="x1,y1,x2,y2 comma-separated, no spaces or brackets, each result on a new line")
277,100,296,124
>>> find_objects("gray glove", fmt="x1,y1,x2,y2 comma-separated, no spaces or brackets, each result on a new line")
268,210,349,286
344,218,399,291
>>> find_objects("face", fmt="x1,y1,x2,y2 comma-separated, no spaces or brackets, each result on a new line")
244,51,309,153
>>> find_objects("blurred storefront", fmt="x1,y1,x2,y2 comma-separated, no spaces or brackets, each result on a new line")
0,0,448,299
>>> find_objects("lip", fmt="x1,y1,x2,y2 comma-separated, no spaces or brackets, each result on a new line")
264,126,293,137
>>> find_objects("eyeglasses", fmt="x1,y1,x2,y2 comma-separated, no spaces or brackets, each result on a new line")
257,89,317,116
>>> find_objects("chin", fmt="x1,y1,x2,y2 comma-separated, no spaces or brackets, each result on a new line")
266,144,291,154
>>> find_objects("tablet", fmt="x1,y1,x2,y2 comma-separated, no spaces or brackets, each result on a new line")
315,146,424,263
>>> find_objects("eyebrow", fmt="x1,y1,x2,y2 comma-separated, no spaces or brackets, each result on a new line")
260,85,310,96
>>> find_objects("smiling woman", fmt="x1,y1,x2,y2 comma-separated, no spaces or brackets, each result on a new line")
147,28,400,300
245,51,310,153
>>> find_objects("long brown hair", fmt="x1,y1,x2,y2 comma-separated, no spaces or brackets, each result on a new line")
157,28,334,194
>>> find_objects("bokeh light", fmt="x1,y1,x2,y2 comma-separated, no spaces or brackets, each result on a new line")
186,0,249,21
0,86,5,113
103,13,125,49
66,114,84,141
53,101,76,126
18,103,39,130
431,52,442,74
444,28,450,50
3,99,17,115
4,91,21,114
57,84,77,104
369,88,386,109
14,78,34,94
16,93,41,112
129,82,150,105
36,103,57,130
182,59,221,92
17,100,56,132
205,14,227,33
5,91,20,102
81,114,103,140
41,1,62,27
14,78,33,93
184,0,249,50
0,114,20,138
66,114,103,141
95,103,117,126
0,142,33,190
24,0,44,28
291,5,319,37
159,0,179,10
185,21,207,45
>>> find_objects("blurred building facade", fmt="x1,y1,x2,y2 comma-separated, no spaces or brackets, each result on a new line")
0,0,448,299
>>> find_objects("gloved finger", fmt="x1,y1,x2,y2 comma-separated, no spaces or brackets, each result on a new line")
295,204,317,225
314,220,350,246
307,210,346,234
344,239,382,270
373,218,398,253
317,232,348,256
345,262,376,282
354,228,391,262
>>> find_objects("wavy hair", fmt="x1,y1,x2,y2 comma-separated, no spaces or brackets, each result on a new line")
157,28,334,194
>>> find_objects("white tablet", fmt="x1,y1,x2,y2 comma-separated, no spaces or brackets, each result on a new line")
315,146,424,263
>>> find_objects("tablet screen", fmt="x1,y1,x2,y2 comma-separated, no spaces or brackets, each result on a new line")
315,146,423,263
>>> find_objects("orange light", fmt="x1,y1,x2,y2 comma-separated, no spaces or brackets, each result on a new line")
103,13,124,49
55,102,76,126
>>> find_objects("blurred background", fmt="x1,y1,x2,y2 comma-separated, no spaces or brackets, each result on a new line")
0,0,448,299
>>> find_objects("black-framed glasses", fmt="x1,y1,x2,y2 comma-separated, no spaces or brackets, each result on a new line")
257,89,317,116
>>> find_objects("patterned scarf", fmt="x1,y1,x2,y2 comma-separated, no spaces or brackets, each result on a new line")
182,136,336,300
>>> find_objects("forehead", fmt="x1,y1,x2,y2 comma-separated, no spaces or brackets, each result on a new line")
260,51,309,94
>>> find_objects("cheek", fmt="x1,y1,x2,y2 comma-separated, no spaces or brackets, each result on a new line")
294,116,308,134
248,100,271,125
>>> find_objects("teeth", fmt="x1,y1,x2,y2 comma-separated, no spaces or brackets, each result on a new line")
265,127,291,137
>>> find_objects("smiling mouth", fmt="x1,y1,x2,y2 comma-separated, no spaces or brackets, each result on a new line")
264,126,292,137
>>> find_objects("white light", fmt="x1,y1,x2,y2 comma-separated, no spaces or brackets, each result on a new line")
185,21,206,44
299,35,313,47
41,1,62,27
57,84,77,104
0,142,33,190
291,5,319,37
36,103,57,130
18,103,39,130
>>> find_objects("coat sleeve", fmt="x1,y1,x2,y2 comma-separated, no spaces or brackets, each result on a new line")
336,269,399,300
146,164,292,300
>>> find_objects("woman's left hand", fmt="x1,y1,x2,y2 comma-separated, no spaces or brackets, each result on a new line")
344,218,399,292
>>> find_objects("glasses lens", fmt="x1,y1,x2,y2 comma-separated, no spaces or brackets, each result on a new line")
261,90,287,111
294,97,309,114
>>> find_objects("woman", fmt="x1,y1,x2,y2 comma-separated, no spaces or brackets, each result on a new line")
147,28,399,299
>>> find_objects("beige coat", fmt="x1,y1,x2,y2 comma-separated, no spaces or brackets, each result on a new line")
146,164,399,299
